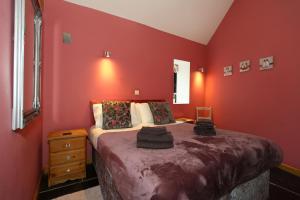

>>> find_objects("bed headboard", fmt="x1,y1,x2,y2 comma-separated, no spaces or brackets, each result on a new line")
90,99,165,104
128,99,165,103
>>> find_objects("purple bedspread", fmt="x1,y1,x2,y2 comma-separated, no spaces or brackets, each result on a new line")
96,123,282,200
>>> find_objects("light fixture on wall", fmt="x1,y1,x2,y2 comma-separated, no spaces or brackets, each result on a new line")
198,67,205,73
103,51,112,58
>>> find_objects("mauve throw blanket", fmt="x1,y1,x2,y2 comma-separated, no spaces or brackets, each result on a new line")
96,123,282,200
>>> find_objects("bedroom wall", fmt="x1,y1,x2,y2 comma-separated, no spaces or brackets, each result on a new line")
206,0,300,168
0,0,43,199
42,1,206,167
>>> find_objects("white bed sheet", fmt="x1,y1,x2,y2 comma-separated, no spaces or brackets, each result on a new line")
89,121,184,149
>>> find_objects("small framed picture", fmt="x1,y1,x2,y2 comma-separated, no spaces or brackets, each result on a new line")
240,60,250,72
224,66,233,76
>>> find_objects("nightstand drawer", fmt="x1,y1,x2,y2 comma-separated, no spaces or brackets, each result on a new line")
49,137,85,153
49,171,86,186
50,161,85,178
50,149,85,165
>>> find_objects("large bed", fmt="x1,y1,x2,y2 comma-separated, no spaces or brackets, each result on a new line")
89,122,282,200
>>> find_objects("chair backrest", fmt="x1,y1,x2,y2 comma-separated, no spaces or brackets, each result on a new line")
196,107,212,121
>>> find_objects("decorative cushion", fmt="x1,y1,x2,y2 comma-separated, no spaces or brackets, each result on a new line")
148,102,175,125
135,103,154,124
102,101,132,130
130,102,142,126
92,103,103,128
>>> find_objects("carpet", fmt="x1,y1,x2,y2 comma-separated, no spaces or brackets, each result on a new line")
53,186,103,200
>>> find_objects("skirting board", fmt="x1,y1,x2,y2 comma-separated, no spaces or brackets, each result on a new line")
279,163,300,177
33,173,42,200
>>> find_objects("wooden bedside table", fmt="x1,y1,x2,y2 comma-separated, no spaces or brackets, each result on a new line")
48,129,87,187
176,117,195,124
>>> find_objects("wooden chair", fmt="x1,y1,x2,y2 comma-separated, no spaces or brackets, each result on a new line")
196,107,212,121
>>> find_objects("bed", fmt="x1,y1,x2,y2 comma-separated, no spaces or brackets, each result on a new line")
89,101,282,200
90,123,282,200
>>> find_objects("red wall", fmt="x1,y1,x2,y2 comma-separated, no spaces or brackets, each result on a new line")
0,0,42,199
206,0,300,168
42,1,206,167
2,0,298,198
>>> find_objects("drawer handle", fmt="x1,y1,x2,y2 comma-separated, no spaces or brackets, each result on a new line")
66,155,71,160
66,168,71,173
65,143,71,148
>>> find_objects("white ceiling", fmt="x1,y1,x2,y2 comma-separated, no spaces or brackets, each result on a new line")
64,0,233,45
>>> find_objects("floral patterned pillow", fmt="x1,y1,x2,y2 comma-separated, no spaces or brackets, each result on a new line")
102,101,132,130
148,102,175,125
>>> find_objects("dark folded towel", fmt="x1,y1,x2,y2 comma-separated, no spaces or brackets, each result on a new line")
139,126,167,136
194,120,216,136
194,126,215,131
137,141,174,149
137,126,173,149
194,128,216,136
196,123,214,126
137,131,173,143
195,124,214,128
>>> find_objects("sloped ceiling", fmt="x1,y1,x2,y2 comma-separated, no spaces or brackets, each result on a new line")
64,0,233,45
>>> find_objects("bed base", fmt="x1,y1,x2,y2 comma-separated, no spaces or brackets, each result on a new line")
93,149,122,200
220,170,269,200
93,149,269,200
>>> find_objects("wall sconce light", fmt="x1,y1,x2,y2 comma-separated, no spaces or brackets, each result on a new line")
198,67,205,73
103,51,112,58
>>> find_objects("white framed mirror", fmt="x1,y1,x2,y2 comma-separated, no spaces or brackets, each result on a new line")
12,0,42,131
173,59,190,104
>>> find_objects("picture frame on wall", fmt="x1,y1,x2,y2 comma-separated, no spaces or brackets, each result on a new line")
240,60,250,72
224,66,233,76
12,0,43,131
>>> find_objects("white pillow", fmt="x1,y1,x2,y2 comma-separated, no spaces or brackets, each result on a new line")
130,102,142,126
92,104,103,128
135,103,154,123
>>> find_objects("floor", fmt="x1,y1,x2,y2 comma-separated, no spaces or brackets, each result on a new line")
38,165,99,200
53,186,103,200
269,167,300,200
38,165,300,200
